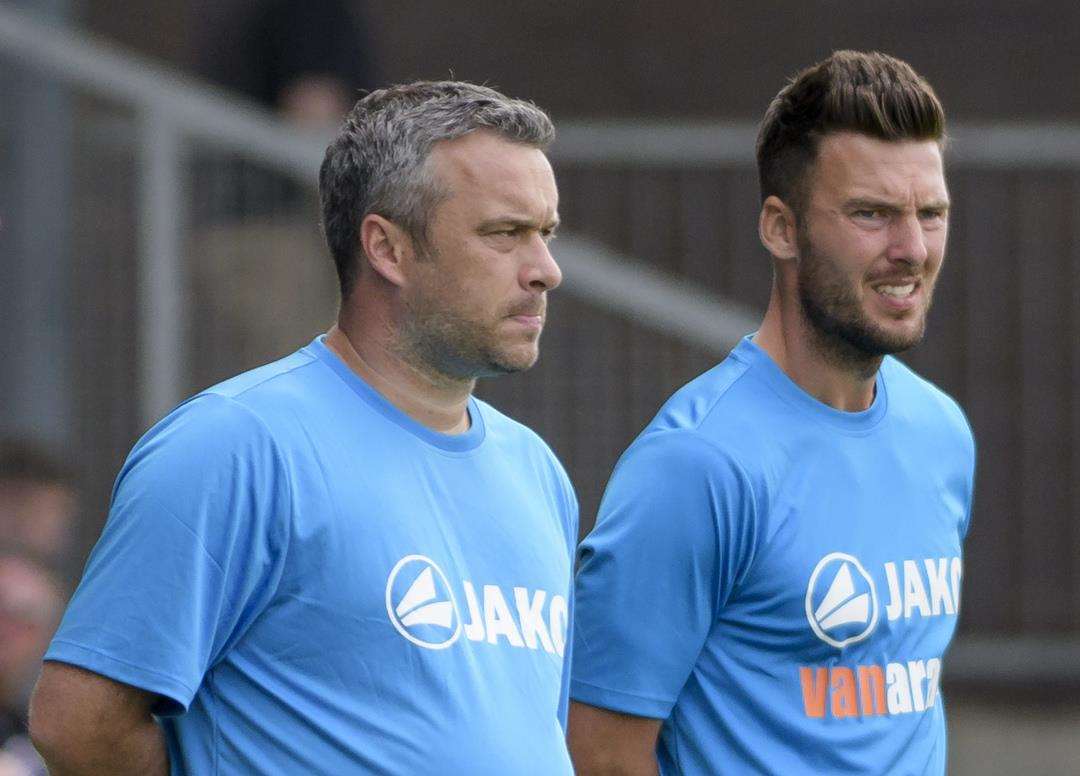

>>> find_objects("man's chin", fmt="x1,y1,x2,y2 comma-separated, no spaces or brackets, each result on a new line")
842,320,927,357
494,352,540,374
469,345,540,377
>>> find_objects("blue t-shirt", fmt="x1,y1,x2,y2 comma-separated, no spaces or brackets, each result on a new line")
47,337,578,775
572,336,975,775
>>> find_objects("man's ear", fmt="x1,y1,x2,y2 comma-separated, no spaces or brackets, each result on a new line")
759,195,800,262
359,214,415,287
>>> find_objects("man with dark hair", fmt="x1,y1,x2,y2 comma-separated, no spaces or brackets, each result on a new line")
569,51,974,775
31,81,576,775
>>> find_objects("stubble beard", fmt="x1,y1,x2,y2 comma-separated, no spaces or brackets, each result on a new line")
402,303,539,382
400,243,541,381
796,229,931,372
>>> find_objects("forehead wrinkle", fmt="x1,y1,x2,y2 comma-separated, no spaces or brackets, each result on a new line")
469,184,557,227
817,158,947,212
480,211,560,230
843,187,948,211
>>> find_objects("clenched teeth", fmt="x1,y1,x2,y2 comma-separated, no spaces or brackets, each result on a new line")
876,284,915,298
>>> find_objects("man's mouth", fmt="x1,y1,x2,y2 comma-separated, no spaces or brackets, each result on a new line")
870,274,922,297
510,314,543,327
875,283,917,299
506,300,545,320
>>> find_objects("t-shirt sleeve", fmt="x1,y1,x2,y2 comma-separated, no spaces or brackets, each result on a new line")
570,430,757,719
45,394,291,715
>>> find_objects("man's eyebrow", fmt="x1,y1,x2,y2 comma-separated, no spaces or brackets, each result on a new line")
844,198,900,211
478,215,561,230
844,197,950,211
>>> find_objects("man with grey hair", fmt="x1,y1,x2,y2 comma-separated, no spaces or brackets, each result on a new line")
30,81,576,775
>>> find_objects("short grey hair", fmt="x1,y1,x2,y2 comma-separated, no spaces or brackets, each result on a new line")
319,81,556,298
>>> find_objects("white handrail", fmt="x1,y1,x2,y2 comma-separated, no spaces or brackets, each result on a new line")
553,121,759,166
0,2,759,425
556,236,757,353
136,111,187,425
0,4,325,179
553,119,1080,168
6,2,1080,415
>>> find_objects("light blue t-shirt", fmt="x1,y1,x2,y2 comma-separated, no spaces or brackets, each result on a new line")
47,337,578,775
572,336,975,775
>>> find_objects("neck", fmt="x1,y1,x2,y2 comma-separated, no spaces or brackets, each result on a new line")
325,314,474,435
754,282,881,412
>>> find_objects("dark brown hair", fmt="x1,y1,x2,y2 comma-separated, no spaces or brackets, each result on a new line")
756,50,945,215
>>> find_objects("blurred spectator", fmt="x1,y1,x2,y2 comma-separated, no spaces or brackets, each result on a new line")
191,1,370,381
209,0,376,129
0,440,74,774
0,440,77,564
0,551,64,776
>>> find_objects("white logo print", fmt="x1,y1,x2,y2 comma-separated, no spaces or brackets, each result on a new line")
805,552,879,648
385,554,569,655
385,555,462,650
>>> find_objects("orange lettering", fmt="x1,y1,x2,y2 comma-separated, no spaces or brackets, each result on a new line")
831,667,858,718
857,665,886,716
799,667,828,718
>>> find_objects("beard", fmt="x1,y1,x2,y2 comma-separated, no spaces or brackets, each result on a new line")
400,241,542,380
402,301,541,381
796,228,932,367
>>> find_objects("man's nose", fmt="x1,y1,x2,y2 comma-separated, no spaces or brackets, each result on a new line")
522,234,562,292
887,214,929,266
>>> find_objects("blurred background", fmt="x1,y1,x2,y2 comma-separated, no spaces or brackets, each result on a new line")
2,1,1079,773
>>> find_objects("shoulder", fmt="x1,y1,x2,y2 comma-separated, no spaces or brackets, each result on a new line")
612,427,758,508
621,349,782,487
882,357,975,454
201,347,327,415
120,349,332,496
141,344,341,457
116,392,291,519
647,350,758,435
643,342,798,463
130,393,278,471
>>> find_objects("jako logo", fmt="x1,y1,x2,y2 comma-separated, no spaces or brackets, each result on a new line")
385,555,463,650
385,555,569,655
805,553,879,648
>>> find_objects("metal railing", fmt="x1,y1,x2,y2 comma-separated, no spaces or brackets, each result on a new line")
7,3,1080,424
0,5,759,427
